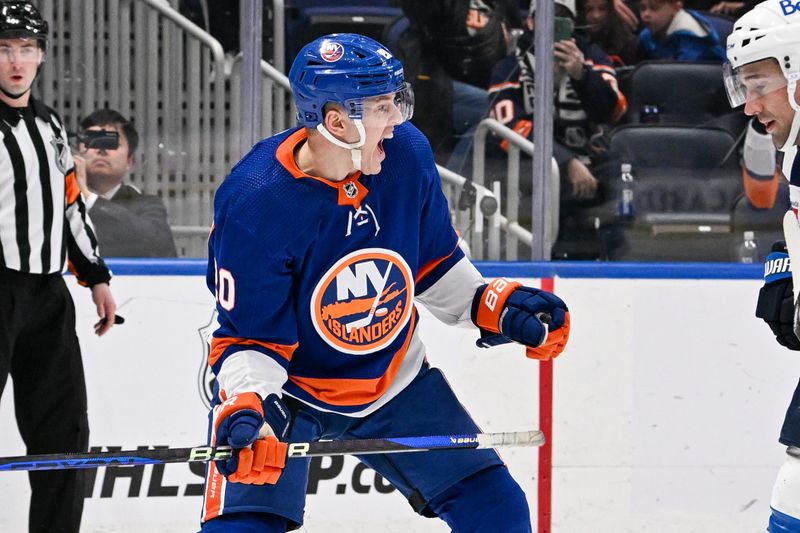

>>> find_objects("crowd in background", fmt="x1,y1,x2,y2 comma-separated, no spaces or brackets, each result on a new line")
170,1,778,262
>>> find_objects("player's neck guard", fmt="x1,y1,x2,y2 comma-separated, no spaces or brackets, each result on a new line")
315,119,366,171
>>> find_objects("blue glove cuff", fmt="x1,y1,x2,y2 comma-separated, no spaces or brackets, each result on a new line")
263,393,291,439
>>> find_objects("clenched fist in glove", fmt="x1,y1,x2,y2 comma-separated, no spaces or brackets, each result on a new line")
212,392,290,484
471,278,571,360
756,241,800,351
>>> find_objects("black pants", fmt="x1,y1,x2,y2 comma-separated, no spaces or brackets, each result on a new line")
0,268,89,533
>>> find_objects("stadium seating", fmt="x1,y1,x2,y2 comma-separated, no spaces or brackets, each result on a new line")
729,182,788,260
698,10,735,44
608,124,743,260
625,61,732,126
284,2,402,66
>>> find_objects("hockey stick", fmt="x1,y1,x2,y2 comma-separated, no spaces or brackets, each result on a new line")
0,430,544,472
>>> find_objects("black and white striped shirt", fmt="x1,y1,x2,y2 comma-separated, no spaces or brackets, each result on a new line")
0,98,110,286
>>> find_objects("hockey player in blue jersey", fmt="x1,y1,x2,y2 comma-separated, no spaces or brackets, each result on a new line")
726,2,800,531
199,33,571,532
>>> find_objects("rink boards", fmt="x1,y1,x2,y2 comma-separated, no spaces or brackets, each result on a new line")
0,261,790,533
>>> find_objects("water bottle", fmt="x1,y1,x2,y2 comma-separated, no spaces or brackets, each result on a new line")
737,231,760,263
617,163,635,221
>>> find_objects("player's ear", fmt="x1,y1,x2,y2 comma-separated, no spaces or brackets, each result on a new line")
323,104,348,136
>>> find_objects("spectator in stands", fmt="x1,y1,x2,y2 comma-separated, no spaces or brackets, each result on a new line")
394,0,521,160
637,0,726,61
578,0,641,65
487,0,629,258
75,109,177,258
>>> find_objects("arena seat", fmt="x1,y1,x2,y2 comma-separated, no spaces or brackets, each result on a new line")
285,2,402,66
607,124,743,260
626,61,732,126
697,10,735,44
729,182,788,260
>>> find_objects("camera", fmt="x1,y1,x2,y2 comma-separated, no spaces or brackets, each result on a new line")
77,129,119,151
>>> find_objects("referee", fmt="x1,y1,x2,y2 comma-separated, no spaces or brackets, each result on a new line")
0,3,117,532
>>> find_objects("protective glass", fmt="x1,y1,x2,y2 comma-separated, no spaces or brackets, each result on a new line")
347,82,414,126
723,61,788,108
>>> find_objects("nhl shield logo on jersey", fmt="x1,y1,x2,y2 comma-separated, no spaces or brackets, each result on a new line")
310,248,414,355
197,310,218,409
50,136,70,174
320,40,345,62
343,181,359,199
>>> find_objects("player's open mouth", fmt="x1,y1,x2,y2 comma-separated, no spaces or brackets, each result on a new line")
377,139,385,155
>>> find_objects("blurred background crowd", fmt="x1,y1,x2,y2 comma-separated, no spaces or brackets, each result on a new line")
35,0,781,263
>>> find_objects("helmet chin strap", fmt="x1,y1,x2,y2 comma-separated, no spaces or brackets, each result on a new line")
315,120,367,171
782,79,800,153
0,85,30,101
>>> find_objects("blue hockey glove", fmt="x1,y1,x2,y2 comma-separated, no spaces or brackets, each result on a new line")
756,241,800,351
212,392,290,484
471,278,571,360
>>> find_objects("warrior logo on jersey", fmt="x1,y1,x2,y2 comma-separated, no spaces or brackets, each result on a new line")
310,248,414,355
321,41,345,62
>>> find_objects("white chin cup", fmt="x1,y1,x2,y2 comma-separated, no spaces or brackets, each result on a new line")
316,120,366,171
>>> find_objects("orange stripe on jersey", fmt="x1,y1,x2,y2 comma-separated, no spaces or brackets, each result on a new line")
743,166,780,209
209,337,299,368
66,260,89,287
416,243,459,284
611,91,628,123
276,128,368,208
202,424,225,522
65,169,80,205
288,312,417,406
488,81,521,93
501,120,533,153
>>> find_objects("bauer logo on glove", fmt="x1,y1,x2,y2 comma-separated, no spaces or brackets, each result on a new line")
211,391,290,485
470,278,571,360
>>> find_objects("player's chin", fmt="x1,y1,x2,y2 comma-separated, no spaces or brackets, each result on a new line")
361,147,385,175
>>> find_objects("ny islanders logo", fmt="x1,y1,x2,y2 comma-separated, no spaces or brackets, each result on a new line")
320,41,344,62
311,248,413,355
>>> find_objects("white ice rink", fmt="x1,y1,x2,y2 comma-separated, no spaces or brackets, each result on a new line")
0,268,792,532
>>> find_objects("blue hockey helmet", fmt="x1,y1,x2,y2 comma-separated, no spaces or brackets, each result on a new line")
288,33,413,128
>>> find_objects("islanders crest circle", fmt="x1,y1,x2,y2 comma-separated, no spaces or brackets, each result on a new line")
310,248,414,355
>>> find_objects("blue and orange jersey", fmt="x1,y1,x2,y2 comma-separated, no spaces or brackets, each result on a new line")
488,34,627,165
207,122,480,416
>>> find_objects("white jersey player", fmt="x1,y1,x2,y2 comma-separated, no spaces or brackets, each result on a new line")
726,1,800,530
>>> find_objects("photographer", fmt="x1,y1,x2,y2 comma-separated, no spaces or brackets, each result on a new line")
75,109,177,258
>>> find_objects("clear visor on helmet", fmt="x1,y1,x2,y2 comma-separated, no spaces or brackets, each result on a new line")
345,82,414,127
723,61,788,108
